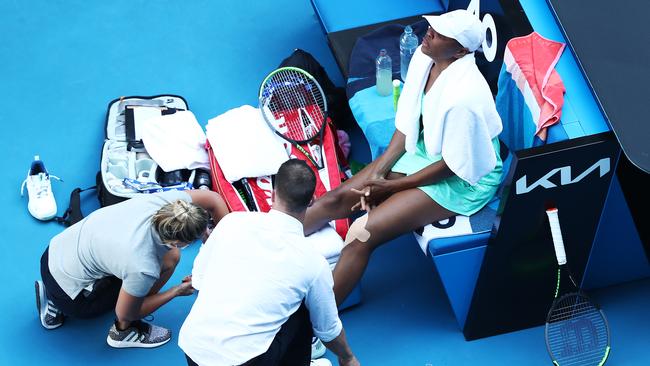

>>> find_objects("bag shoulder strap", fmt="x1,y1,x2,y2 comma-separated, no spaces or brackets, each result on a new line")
55,186,96,227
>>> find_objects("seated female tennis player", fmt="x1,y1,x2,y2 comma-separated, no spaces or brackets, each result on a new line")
304,9,503,304
35,189,229,349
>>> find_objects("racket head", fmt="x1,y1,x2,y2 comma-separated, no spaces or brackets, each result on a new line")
545,292,611,365
259,67,328,144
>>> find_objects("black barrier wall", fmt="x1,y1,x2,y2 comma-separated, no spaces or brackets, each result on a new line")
463,132,620,339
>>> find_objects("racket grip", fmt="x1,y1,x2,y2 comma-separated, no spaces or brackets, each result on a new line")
546,208,567,265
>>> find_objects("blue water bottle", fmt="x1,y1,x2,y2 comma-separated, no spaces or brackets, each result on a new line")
399,25,419,81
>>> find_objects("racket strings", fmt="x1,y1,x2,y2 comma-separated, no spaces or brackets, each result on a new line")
546,294,609,365
549,301,601,322
262,69,326,142
278,70,324,139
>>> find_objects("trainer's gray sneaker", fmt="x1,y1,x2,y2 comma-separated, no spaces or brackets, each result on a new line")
106,320,171,348
35,280,64,330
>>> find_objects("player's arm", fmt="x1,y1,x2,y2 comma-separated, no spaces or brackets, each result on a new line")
368,130,407,179
186,189,230,223
306,262,360,365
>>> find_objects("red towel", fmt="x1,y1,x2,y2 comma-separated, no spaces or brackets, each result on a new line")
505,32,566,142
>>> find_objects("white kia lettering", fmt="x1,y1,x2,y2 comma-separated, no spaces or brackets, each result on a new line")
515,158,610,195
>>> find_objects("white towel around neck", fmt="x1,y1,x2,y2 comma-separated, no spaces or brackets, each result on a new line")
395,47,502,185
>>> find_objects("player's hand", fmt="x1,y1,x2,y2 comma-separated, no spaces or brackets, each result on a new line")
350,178,396,210
350,187,372,212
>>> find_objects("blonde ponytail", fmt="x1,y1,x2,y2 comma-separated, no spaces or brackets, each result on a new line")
152,200,209,244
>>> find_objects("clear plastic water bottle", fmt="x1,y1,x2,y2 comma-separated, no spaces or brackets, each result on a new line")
399,25,419,81
376,49,392,96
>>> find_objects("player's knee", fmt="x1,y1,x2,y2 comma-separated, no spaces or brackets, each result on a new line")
345,213,371,246
340,238,372,258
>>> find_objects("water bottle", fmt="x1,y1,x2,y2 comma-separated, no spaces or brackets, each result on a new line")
376,49,392,96
194,169,212,190
399,25,419,81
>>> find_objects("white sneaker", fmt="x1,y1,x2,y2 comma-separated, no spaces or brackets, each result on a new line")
311,337,326,359
20,155,60,220
311,358,332,366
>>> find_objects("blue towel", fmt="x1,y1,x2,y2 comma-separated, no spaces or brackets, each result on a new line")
347,85,396,159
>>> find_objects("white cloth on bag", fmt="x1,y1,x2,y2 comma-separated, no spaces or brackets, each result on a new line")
140,110,210,172
206,105,289,182
395,48,502,185
305,224,344,264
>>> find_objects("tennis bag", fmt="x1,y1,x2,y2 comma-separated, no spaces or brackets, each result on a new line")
96,95,203,207
206,119,350,239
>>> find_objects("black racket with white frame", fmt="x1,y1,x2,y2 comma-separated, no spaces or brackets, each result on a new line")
259,66,328,169
545,208,611,366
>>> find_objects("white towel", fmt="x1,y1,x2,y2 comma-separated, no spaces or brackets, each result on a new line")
395,48,502,185
206,105,289,182
140,110,210,172
305,224,344,261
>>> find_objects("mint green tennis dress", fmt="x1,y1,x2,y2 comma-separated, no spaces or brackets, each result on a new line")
391,132,503,216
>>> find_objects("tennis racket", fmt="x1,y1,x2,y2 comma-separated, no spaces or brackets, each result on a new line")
259,67,328,170
545,208,611,366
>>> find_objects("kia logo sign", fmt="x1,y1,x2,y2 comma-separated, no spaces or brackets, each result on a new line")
515,158,611,195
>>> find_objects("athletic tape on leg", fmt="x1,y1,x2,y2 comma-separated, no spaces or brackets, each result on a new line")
345,213,370,245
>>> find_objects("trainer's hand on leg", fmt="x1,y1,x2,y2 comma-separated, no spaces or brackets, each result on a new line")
174,279,195,297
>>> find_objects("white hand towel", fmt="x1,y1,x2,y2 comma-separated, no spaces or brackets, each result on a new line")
305,224,344,261
395,48,502,185
140,110,210,172
206,105,289,182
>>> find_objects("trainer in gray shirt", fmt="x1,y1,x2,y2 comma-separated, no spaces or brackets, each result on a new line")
48,190,191,299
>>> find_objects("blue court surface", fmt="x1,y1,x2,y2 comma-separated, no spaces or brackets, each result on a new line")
1,1,649,365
